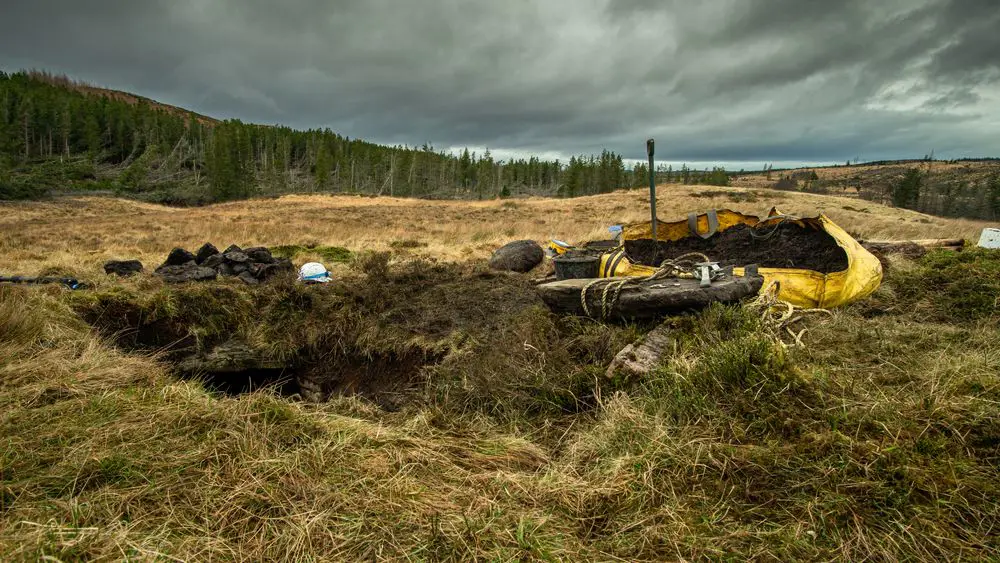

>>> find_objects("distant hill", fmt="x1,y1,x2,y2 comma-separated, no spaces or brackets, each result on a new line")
730,160,1000,221
25,70,219,125
0,69,635,205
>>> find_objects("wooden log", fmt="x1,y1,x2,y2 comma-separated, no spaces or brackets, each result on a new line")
861,238,964,260
862,238,964,247
537,274,764,320
606,320,674,378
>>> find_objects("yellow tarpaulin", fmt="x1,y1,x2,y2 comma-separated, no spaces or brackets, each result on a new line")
604,208,882,308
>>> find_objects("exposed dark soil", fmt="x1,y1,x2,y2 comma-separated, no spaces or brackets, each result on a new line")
197,368,300,396
72,260,544,406
625,222,849,273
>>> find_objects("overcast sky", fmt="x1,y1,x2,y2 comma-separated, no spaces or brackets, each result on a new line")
2,0,998,167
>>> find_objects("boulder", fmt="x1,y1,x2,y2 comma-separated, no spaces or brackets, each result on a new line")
222,244,243,255
195,243,220,264
489,240,544,273
245,246,275,264
163,247,196,267
231,262,249,275
155,264,218,284
103,260,143,277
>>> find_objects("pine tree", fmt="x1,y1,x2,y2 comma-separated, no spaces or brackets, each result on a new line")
892,168,922,209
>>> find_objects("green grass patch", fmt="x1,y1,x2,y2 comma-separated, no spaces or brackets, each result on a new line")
269,244,353,263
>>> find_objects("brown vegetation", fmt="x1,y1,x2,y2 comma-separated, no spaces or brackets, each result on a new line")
1,186,989,278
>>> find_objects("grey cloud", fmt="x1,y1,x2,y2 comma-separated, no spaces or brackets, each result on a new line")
1,0,997,163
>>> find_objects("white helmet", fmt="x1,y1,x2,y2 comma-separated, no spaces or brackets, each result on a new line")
298,262,332,283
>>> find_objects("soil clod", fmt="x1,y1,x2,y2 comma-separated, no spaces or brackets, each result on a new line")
163,247,197,267
195,243,219,264
104,259,143,277
490,240,544,272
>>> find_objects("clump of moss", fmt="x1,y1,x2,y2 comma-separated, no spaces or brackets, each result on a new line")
891,248,1000,323
269,244,353,264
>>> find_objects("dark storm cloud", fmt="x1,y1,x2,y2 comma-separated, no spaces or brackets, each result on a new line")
1,0,997,163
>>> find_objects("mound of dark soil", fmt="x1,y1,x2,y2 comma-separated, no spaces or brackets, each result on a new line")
625,222,849,273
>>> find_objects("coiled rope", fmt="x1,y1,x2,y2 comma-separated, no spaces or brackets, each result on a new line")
580,252,711,320
746,281,833,347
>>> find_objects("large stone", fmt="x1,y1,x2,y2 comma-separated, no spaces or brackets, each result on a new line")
245,246,275,264
103,260,143,277
195,243,220,264
222,244,243,255
231,262,249,275
489,240,544,273
155,264,218,283
163,247,196,267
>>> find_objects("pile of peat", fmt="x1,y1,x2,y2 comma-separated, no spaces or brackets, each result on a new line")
625,222,849,273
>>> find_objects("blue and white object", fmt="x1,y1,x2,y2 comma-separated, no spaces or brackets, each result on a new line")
298,262,333,283
608,225,623,240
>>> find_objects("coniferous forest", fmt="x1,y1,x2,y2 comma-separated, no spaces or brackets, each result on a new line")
0,71,645,204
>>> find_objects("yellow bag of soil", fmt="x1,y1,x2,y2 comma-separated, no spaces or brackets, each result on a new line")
605,208,882,308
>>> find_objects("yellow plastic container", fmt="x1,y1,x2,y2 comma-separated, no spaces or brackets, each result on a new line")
605,208,882,308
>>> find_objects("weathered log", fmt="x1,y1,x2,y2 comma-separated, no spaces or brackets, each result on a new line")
861,238,964,253
868,238,964,247
537,274,764,320
606,320,674,378
177,340,287,373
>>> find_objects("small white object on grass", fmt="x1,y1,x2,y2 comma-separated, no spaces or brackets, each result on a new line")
298,262,332,283
977,228,1000,249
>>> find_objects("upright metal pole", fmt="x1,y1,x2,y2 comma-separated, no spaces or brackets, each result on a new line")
646,139,657,242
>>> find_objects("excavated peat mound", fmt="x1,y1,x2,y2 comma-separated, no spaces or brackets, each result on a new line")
625,222,850,273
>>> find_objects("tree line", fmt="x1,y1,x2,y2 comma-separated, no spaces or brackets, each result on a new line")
872,167,1000,221
0,71,644,203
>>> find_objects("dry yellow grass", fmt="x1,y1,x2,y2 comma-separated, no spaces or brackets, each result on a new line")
0,185,988,278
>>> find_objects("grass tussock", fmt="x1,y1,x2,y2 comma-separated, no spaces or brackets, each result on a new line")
2,199,999,559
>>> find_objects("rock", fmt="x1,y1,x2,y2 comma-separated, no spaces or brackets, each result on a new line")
224,251,250,263
489,240,544,273
238,271,260,285
195,243,219,264
103,260,143,277
163,247,196,267
245,246,275,264
155,264,218,283
222,244,243,255
202,253,225,269
231,262,249,275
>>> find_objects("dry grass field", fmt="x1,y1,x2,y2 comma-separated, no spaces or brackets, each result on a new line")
1,184,990,277
2,186,999,560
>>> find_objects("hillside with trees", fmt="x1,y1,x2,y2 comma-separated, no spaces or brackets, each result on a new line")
734,160,1000,221
1,71,640,204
